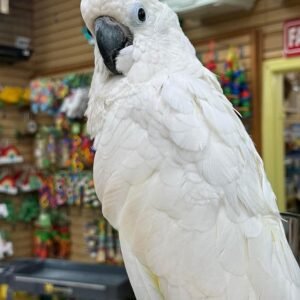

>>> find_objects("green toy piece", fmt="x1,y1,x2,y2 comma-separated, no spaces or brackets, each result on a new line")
18,196,40,223
36,211,52,228
4,201,16,223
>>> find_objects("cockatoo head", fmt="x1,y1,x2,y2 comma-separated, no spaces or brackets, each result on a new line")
81,0,198,137
81,0,186,77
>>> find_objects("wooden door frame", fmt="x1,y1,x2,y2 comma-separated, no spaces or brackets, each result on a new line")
262,57,300,211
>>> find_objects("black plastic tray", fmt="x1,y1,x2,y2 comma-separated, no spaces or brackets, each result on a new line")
1,259,135,300
0,265,5,284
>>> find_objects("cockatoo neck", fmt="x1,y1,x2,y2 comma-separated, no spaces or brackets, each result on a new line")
119,28,198,83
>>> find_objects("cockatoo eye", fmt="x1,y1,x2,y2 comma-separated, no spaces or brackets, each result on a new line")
138,8,146,22
130,3,147,25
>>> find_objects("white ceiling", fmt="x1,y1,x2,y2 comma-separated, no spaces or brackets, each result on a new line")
161,0,256,15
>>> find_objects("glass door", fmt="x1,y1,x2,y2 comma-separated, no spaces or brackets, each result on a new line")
263,57,300,212
284,72,300,212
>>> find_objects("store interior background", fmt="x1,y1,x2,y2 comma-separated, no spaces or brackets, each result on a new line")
0,0,300,275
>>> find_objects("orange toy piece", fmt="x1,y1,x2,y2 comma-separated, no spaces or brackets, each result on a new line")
58,238,71,258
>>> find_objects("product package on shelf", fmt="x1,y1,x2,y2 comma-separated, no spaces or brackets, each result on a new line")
34,123,94,172
34,210,71,259
220,47,252,119
30,73,92,117
18,196,40,223
84,217,123,265
202,45,253,133
0,169,43,196
0,194,39,225
15,111,38,138
0,145,23,166
0,230,13,260
34,211,53,259
0,171,18,195
17,169,43,193
0,200,16,223
0,86,30,106
60,87,90,119
30,79,69,116
34,127,58,171
51,210,71,259
38,171,99,209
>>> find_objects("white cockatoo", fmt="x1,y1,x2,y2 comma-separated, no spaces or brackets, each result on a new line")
80,0,300,299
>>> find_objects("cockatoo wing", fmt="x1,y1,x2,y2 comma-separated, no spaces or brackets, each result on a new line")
93,69,300,299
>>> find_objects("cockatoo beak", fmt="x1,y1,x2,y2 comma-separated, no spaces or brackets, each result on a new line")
95,16,133,75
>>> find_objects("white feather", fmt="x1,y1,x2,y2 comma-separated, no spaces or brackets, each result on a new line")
81,0,300,298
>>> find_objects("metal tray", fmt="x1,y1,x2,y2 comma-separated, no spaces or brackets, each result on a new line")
2,259,135,300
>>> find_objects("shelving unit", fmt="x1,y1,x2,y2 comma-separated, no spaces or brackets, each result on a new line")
26,72,124,266
0,105,35,261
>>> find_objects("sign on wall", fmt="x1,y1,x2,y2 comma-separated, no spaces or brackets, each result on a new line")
284,19,300,57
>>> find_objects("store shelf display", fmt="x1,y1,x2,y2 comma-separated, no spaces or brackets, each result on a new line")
29,73,123,265
0,73,125,266
37,171,98,209
202,44,253,133
17,196,40,223
30,79,69,116
0,195,39,225
84,218,123,265
0,86,39,262
30,74,92,118
34,210,71,259
0,174,18,195
0,86,30,107
0,201,16,223
0,169,42,196
0,145,23,166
